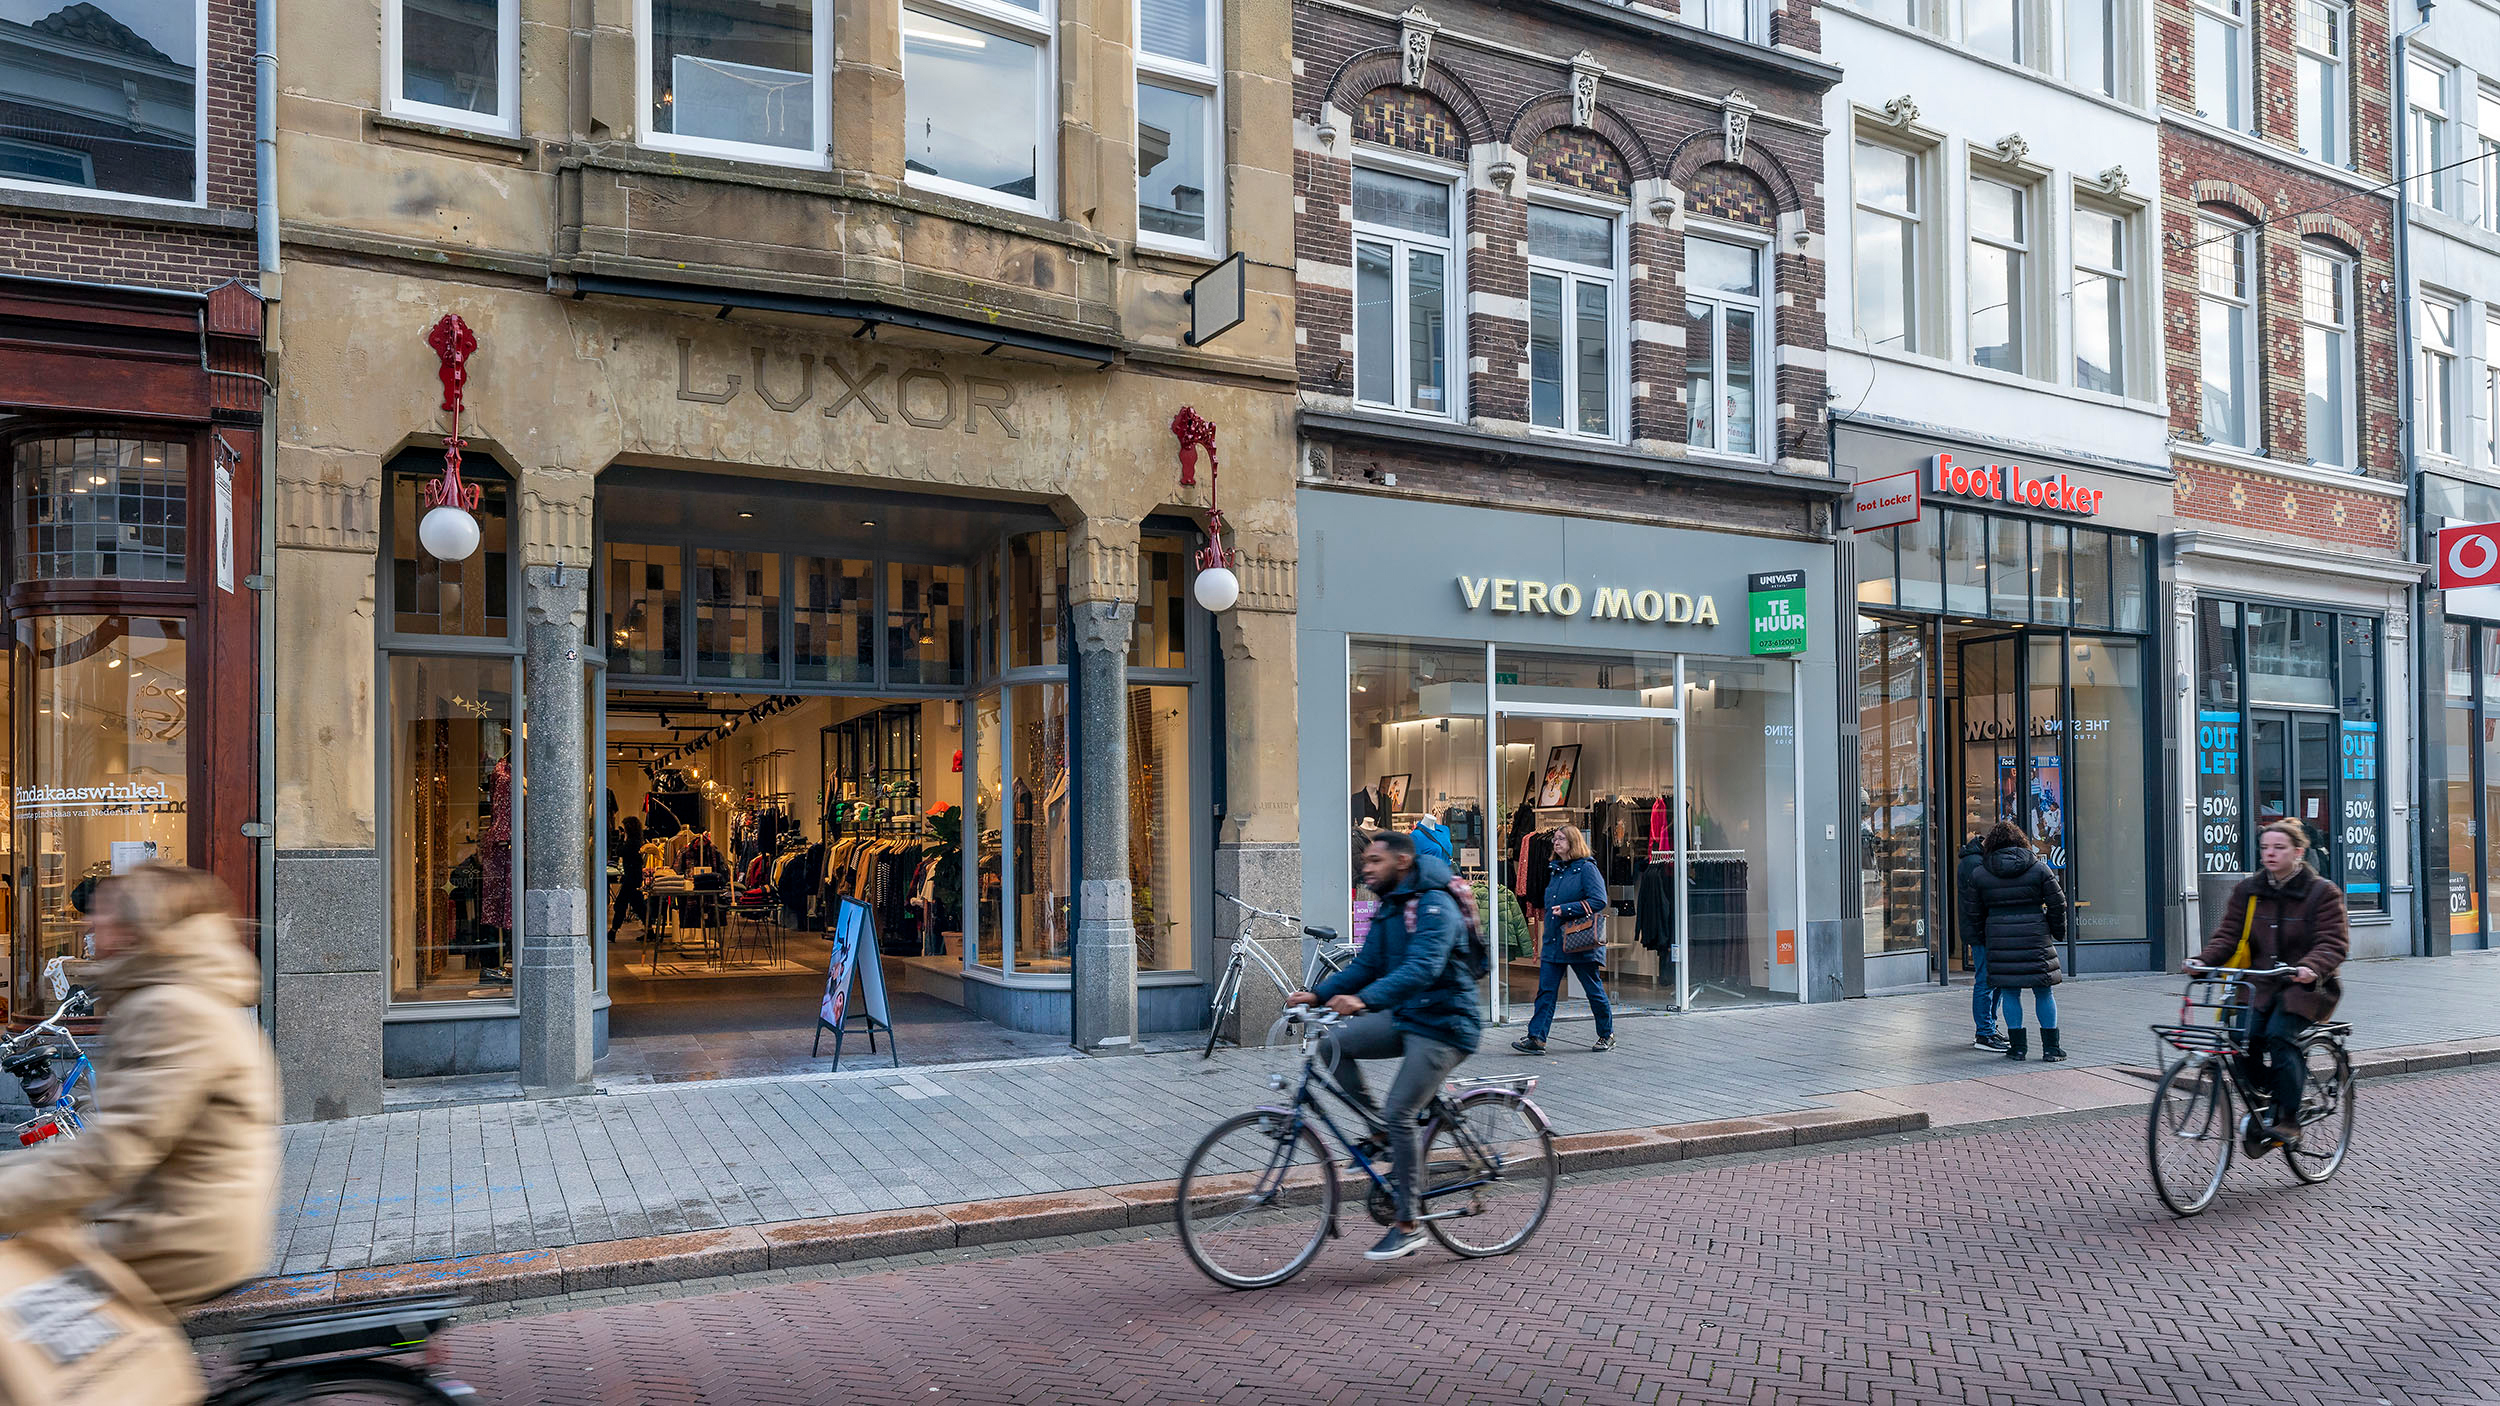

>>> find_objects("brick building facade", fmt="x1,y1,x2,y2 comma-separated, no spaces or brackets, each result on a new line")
2158,0,2419,958
0,0,269,1014
1290,0,1861,1014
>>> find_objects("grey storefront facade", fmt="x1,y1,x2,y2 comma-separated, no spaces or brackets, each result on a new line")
1841,418,2180,991
1296,486,1849,1022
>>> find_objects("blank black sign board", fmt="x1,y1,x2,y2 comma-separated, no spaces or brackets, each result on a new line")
813,896,899,1068
1185,252,1247,347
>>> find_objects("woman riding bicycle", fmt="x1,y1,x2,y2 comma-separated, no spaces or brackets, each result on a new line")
0,865,279,1315
2192,818,2348,1153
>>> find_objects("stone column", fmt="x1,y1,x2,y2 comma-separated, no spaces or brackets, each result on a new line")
519,479,595,1096
1070,518,1140,1052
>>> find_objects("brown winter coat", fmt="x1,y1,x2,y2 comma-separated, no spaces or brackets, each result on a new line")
0,915,279,1311
2198,866,2350,1023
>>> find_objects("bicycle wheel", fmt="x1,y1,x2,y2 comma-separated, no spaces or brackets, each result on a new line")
1422,1090,1556,1257
2146,1054,2235,1217
1201,959,1242,1059
216,1357,467,1403
1174,1110,1339,1289
2284,1038,2354,1185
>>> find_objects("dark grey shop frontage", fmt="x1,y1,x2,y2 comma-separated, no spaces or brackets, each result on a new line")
1842,419,2176,992
1295,486,1847,1024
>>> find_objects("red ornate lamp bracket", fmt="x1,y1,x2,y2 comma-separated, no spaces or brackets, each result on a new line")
422,314,483,511
1171,406,1234,570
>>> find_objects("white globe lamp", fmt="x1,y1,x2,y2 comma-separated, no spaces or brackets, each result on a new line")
1193,563,1240,612
419,502,482,562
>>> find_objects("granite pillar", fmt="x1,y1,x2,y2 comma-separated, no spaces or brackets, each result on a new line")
1071,598,1140,1052
270,850,385,1120
519,564,594,1096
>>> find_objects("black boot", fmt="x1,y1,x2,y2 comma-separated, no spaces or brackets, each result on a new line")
2039,1028,2068,1062
2003,1028,2028,1061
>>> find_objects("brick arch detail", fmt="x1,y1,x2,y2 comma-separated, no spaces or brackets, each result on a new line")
1323,50,1495,149
2190,179,2264,223
1504,95,1657,182
2294,212,2368,255
1683,163,1778,229
1664,130,1800,214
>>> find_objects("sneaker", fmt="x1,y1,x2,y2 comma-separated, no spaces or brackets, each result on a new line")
1974,1031,2008,1051
1591,1034,1616,1052
1510,1036,1548,1056
1364,1226,1428,1261
2240,1118,2275,1160
2268,1120,2302,1149
1348,1134,1388,1165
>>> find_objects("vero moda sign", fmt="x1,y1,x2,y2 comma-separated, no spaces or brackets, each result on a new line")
1748,571,1808,656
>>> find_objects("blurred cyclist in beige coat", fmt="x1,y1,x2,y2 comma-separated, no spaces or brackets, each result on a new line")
0,865,279,1312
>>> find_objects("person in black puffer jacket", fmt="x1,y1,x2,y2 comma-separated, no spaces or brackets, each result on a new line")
1958,821,2067,1062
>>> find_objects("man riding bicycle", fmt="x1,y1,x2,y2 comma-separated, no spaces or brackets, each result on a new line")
1287,831,1482,1262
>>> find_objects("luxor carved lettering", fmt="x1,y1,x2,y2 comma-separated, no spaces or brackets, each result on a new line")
676,339,1022,437
1457,576,1719,626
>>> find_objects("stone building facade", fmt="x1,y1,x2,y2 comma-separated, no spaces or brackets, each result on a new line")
1291,0,1860,1019
267,0,1299,1116
2158,0,2418,958
0,1,267,1037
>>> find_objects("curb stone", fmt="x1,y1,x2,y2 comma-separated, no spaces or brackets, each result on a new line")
190,1104,1924,1333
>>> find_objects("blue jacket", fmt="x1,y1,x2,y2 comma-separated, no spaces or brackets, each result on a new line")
1538,857,1609,964
1318,853,1482,1053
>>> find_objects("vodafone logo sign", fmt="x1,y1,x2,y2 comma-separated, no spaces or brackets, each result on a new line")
2439,522,2500,589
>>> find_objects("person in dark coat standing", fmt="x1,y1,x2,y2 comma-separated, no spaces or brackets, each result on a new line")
1960,821,2067,1062
2194,818,2349,1152
1511,825,1614,1055
608,814,645,940
1957,833,2004,1051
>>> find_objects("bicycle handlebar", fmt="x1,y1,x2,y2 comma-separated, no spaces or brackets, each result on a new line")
2183,962,2300,978
1217,891,1342,943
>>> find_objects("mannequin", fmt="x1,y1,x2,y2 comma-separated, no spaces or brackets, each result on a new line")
1352,784,1388,829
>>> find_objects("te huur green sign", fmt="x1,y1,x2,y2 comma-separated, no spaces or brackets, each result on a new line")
1748,570,1808,655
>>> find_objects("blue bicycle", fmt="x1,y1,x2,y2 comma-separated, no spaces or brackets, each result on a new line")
5,985,95,1146
1175,1009,1557,1288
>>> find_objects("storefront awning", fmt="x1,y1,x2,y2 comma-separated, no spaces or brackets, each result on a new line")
565,273,1117,370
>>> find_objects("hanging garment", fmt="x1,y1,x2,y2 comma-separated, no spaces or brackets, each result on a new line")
1523,830,1557,908
1648,797,1670,855
1635,862,1676,953
481,758,514,930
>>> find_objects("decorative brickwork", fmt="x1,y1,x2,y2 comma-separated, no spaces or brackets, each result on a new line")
2172,456,2401,553
1686,163,1778,230
1524,130,1630,198
1352,87,1469,161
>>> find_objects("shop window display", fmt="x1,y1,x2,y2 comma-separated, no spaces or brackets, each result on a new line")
388,655,517,1002
1009,683,1070,973
1346,641,1490,942
14,616,187,1015
1129,684,1192,971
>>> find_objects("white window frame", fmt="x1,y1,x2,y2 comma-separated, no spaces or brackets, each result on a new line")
635,0,834,170
1963,0,2026,66
2479,89,2500,231
2410,56,2453,213
1134,0,1223,255
0,0,209,207
2293,0,2348,167
2193,0,2251,132
1851,132,1924,355
1693,0,1759,42
902,0,1060,216
386,0,522,135
1680,223,1771,461
2484,316,2500,468
2298,246,2355,471
2063,0,2123,99
2195,216,2258,448
2070,197,2129,398
2422,295,2462,461
1843,0,1924,28
1966,171,2031,376
1350,155,1463,420
1523,195,1626,443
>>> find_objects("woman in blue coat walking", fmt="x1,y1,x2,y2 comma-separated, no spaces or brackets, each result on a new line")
1512,824,1615,1054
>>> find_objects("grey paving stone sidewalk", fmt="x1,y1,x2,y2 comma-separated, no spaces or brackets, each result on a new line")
273,949,2500,1276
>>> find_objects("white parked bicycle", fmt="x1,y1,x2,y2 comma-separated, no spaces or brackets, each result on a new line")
1202,892,1358,1059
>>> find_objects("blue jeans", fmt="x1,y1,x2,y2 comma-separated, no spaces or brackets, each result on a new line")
1525,958,1613,1041
1971,945,1995,1036
1997,986,2058,1029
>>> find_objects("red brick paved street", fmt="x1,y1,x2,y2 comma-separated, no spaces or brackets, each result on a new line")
429,1067,2500,1405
